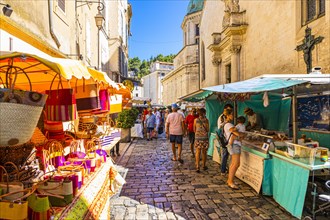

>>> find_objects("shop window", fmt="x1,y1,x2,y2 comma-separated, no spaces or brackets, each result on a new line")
225,64,231,83
58,0,65,12
302,0,325,25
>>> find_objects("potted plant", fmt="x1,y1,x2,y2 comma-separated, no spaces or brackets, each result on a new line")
116,108,139,142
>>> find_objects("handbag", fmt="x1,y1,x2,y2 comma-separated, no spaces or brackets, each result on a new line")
216,123,233,148
0,187,34,220
65,140,86,160
37,178,73,207
75,83,100,112
27,193,52,220
0,165,24,201
46,140,65,168
45,77,77,122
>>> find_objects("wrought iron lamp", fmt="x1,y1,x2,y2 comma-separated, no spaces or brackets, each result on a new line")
0,3,13,17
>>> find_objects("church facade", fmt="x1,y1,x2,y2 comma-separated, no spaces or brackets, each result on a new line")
200,0,329,87
162,0,329,105
162,0,203,105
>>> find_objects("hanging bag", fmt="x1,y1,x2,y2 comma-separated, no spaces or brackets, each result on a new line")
99,89,110,111
75,80,100,112
0,66,47,146
45,74,77,122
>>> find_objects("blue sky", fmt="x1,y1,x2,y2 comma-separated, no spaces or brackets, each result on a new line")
128,0,189,61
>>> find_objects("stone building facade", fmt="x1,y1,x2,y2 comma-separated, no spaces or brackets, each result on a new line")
162,0,203,106
0,0,132,81
142,61,174,105
200,0,330,88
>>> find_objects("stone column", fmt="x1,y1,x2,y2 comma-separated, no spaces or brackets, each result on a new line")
230,45,241,82
212,57,221,85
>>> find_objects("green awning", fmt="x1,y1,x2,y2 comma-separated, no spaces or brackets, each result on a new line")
180,90,213,102
203,77,309,93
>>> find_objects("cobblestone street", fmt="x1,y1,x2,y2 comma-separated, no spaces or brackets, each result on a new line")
110,137,297,220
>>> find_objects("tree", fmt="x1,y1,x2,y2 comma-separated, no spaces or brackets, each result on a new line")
128,54,175,79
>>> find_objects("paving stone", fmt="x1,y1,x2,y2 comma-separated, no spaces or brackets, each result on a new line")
109,138,295,220
259,213,272,219
208,212,220,219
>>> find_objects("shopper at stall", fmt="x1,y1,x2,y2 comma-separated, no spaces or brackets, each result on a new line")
193,108,209,173
217,103,233,176
166,103,185,164
244,107,263,131
153,108,161,138
185,108,199,158
224,108,244,189
145,110,156,141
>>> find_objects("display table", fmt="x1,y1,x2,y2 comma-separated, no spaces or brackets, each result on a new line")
269,151,330,219
207,132,272,195
54,159,113,220
131,123,143,138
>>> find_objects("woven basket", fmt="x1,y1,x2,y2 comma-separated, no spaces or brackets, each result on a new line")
0,142,35,167
0,103,43,146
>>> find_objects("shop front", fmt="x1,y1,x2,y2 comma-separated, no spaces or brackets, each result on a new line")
183,74,330,219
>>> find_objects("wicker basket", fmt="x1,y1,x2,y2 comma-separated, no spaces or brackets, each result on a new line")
0,142,35,167
0,103,43,146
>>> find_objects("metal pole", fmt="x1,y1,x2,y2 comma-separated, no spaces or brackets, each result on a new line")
292,85,298,143
97,29,100,70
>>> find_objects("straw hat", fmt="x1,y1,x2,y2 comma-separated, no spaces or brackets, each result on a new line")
244,107,253,114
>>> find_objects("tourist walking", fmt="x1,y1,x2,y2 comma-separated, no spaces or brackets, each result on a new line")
193,108,209,173
185,108,198,158
223,108,244,189
217,103,233,175
145,110,156,141
165,103,185,164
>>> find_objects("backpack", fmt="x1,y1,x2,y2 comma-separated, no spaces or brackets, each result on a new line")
215,124,232,148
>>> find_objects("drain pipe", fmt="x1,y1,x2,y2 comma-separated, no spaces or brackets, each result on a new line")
48,0,61,48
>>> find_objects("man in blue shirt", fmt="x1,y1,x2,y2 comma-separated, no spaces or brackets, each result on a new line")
145,110,156,141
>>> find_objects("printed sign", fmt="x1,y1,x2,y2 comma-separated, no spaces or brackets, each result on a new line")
236,150,264,193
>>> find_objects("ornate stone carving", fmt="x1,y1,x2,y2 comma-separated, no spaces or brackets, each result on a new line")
212,57,221,66
230,45,241,54
222,0,242,29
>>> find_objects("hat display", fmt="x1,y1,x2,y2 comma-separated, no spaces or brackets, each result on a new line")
244,107,253,114
171,103,179,109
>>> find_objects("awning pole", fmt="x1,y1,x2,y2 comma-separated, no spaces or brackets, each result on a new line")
292,85,298,144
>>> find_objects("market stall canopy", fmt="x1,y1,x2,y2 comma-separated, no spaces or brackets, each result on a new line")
0,52,93,91
202,74,330,93
87,67,119,89
179,89,213,102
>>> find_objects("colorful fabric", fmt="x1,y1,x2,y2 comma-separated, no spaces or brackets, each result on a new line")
75,84,100,112
195,117,208,141
0,88,48,107
45,88,77,122
99,89,110,111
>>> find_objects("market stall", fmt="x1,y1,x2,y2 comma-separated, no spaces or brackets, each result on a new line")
202,74,330,219
0,52,125,219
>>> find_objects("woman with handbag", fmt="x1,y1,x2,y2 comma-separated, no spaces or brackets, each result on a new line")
193,108,209,173
223,108,245,190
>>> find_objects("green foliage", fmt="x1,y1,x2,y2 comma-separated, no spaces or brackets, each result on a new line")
115,108,139,129
128,54,175,79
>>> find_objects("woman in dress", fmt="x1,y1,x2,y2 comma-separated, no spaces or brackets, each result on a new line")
193,108,209,173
